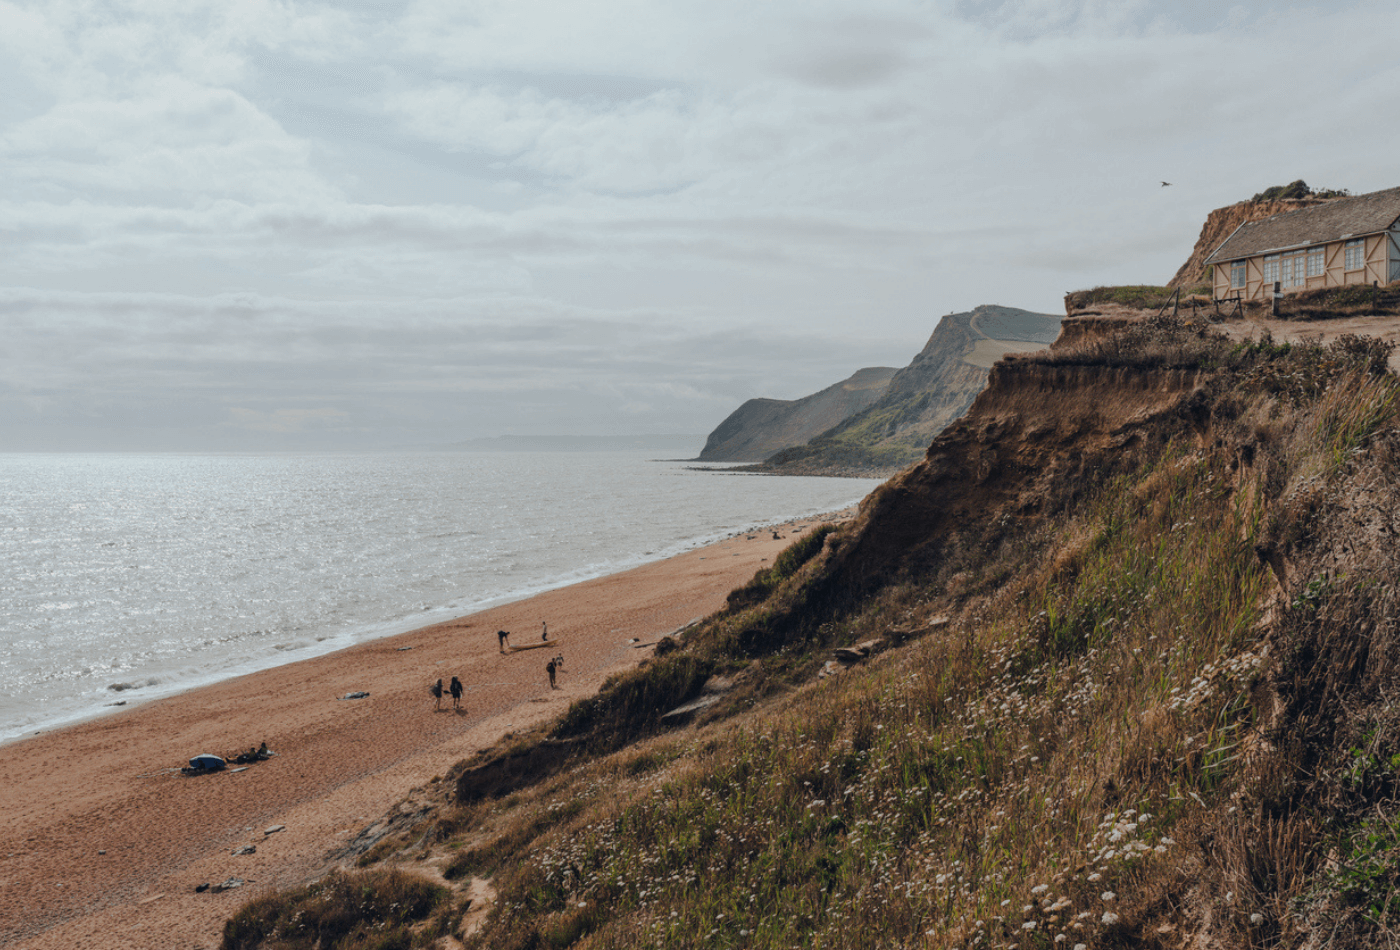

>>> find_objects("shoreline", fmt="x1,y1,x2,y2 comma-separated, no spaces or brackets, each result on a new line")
1,504,864,749
0,509,853,949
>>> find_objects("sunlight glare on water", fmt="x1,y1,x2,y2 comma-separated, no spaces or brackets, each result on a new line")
0,451,881,742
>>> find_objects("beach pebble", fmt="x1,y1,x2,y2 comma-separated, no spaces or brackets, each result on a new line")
212,878,245,893
232,845,256,856
264,825,285,836
339,691,370,700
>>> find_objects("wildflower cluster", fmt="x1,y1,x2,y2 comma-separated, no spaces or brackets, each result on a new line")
1167,649,1265,712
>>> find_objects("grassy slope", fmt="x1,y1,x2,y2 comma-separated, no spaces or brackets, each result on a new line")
225,321,1400,950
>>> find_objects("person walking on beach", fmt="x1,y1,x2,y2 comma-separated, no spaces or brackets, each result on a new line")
497,630,510,653
546,658,558,690
541,620,548,641
449,676,463,709
430,678,444,710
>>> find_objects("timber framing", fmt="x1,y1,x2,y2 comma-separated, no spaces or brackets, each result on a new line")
1204,185,1400,302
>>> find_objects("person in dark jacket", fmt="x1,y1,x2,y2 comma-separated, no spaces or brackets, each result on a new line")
449,676,464,709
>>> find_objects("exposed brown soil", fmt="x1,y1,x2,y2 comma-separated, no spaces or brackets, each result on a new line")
820,317,1209,596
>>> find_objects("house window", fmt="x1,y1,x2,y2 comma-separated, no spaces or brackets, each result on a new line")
1345,238,1365,271
1307,246,1324,277
1280,250,1307,288
1230,261,1246,289
1263,254,1280,285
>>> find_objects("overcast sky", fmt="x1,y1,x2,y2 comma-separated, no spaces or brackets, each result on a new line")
3,0,1398,451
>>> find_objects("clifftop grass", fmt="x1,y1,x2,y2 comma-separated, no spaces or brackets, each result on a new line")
227,324,1400,950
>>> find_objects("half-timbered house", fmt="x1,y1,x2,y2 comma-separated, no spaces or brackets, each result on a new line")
1205,186,1400,302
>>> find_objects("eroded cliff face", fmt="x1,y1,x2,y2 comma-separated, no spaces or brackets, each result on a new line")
817,314,1207,592
1169,196,1341,287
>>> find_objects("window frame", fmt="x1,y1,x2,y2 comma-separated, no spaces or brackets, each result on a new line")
1280,250,1306,288
1263,254,1280,285
1345,238,1365,272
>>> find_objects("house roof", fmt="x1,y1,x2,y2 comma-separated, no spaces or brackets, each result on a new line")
1205,186,1400,264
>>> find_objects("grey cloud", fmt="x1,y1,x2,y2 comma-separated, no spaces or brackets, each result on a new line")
3,0,1397,449
0,282,909,449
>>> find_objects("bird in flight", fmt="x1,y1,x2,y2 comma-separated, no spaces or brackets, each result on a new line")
1161,181,1172,187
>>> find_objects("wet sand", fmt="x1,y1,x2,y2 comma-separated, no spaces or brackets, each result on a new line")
0,514,847,949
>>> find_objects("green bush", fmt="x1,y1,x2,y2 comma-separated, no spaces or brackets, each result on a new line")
1066,285,1177,311
1251,179,1350,201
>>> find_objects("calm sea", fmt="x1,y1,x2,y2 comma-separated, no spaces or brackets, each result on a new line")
0,452,881,743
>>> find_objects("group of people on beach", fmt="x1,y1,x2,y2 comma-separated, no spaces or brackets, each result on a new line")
429,676,464,711
432,621,563,711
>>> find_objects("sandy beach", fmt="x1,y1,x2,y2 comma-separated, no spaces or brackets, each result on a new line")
0,513,846,949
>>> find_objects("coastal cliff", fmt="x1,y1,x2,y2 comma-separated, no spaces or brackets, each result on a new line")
696,366,897,463
226,307,1400,950
758,303,1062,475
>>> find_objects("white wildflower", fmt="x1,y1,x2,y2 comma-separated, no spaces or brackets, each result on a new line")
1101,912,1120,925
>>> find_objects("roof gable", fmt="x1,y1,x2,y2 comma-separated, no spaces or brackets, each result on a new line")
1204,186,1400,264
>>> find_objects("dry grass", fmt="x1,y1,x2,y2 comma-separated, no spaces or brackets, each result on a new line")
222,868,451,950
227,326,1400,950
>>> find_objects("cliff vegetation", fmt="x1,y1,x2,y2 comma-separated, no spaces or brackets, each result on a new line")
225,314,1400,950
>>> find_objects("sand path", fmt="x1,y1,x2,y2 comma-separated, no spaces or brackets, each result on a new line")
0,516,842,949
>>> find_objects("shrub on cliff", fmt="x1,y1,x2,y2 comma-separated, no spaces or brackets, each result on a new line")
550,652,715,747
221,869,448,950
1065,284,1177,311
1250,179,1350,201
726,525,835,611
